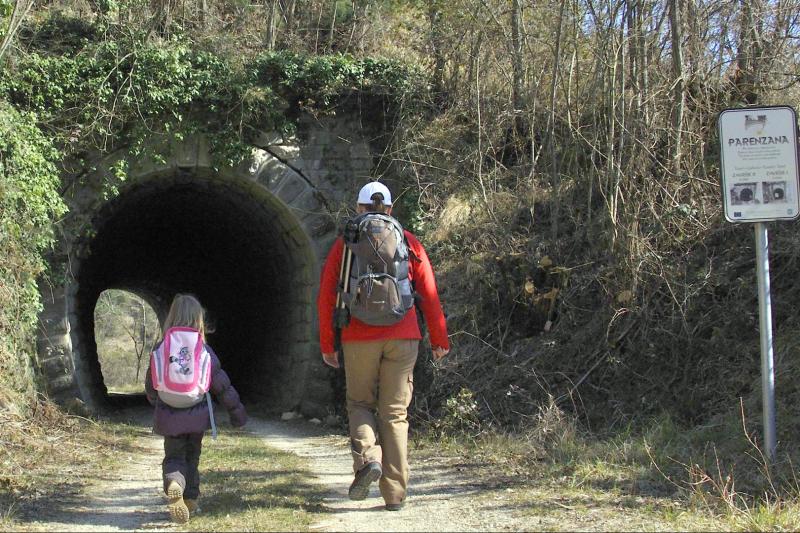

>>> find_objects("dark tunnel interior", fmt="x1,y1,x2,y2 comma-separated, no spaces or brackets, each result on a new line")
74,172,315,408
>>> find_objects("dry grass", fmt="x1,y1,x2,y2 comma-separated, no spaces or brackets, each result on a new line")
0,398,139,525
412,395,800,531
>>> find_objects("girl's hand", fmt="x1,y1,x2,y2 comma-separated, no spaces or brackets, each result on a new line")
432,347,449,360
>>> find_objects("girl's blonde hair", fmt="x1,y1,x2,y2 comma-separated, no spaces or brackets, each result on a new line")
163,293,205,338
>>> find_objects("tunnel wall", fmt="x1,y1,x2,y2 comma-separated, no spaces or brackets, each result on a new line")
35,113,384,417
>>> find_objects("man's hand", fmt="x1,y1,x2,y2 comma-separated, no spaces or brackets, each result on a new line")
432,346,449,360
322,352,340,368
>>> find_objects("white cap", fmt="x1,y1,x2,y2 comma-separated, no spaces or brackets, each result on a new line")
357,181,393,205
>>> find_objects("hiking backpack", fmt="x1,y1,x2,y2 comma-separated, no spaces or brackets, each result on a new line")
150,327,212,408
340,212,415,326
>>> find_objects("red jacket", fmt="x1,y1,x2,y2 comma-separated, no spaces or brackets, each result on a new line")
317,230,449,354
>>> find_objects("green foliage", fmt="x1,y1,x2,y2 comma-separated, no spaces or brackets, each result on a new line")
0,0,11,41
0,101,66,323
0,100,66,397
252,51,426,104
0,0,10,17
0,17,426,171
434,387,482,436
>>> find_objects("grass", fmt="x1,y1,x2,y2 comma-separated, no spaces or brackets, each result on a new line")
177,430,327,532
410,429,721,531
0,400,142,526
410,400,800,532
107,383,146,394
1,399,326,532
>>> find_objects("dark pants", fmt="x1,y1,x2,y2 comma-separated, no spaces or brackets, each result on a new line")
162,433,204,500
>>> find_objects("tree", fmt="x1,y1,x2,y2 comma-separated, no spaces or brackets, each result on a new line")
95,291,159,388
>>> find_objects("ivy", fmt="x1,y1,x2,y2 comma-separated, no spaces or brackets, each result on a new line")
0,18,427,172
0,102,66,261
0,100,66,395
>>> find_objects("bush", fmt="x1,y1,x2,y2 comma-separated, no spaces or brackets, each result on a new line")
0,100,66,406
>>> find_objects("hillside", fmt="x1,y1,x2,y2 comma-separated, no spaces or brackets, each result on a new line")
2,0,800,526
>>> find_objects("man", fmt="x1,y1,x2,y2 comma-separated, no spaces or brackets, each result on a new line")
317,181,450,511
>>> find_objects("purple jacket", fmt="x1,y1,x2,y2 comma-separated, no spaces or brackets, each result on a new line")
145,344,247,436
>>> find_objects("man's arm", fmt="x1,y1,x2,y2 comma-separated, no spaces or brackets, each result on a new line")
318,238,344,367
407,232,450,357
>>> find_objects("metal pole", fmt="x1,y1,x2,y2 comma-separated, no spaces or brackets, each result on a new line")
754,222,777,463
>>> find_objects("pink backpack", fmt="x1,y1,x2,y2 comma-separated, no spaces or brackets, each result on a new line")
151,327,212,408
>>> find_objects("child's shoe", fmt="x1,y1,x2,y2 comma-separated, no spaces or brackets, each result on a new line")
166,480,190,524
185,498,200,515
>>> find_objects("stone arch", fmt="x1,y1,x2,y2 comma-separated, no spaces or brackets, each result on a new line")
35,122,377,416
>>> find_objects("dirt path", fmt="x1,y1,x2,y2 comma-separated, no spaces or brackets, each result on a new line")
17,415,524,532
248,417,527,532
18,430,174,532
13,414,693,532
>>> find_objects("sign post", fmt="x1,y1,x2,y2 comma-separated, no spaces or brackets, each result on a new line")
718,105,800,463
754,221,776,461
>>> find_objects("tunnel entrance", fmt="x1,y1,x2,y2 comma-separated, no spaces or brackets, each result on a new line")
72,171,316,409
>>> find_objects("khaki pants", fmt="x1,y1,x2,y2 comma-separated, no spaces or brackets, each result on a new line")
343,339,418,504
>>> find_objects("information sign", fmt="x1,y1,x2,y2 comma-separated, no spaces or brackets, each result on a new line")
718,106,800,222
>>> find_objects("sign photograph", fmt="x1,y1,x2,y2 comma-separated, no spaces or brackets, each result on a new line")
718,106,800,222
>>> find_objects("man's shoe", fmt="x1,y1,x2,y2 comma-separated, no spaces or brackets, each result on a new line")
348,462,382,501
166,481,189,524
385,501,405,511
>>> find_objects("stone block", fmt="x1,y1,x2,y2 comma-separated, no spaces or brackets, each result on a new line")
252,131,297,149
173,137,199,169
303,169,331,187
128,152,173,180
301,212,335,238
38,315,70,335
49,389,83,408
282,227,309,249
36,341,72,361
272,173,308,205
314,236,338,262
308,129,333,146
349,142,372,160
48,374,78,393
249,151,282,180
348,158,375,172
298,144,324,160
38,356,70,377
267,144,301,162
289,189,323,214
196,136,212,169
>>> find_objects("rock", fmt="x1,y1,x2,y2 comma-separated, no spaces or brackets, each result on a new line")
65,397,91,417
309,418,322,424
281,411,300,421
324,414,339,426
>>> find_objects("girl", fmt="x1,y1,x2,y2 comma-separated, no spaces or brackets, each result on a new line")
145,293,247,523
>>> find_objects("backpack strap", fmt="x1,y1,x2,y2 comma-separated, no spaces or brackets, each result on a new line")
399,234,422,308
206,392,217,440
333,241,353,344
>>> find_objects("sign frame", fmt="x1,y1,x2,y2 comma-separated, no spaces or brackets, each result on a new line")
718,105,800,223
